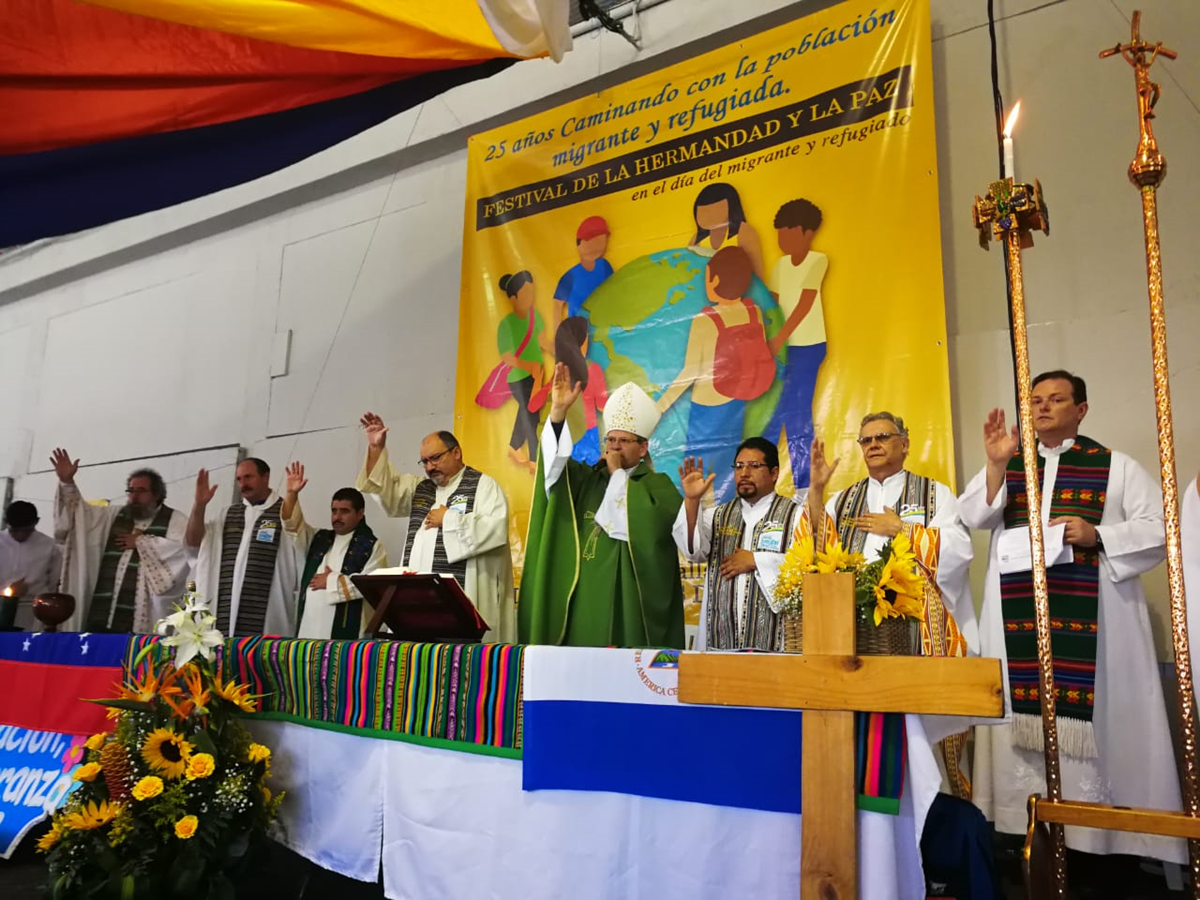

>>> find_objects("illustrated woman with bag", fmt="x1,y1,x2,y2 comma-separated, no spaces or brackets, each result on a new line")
655,246,775,503
478,270,546,471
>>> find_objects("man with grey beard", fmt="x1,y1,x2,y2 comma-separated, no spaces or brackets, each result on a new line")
51,448,189,632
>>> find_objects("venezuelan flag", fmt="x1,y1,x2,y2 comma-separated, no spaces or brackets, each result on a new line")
0,0,570,247
0,632,129,736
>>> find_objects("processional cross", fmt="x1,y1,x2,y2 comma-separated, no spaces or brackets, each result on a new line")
678,573,1003,899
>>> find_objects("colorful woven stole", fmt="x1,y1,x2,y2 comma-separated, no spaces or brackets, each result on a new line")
404,467,482,586
87,504,174,633
1000,436,1109,758
831,471,957,808
216,498,284,637
704,493,798,651
298,521,378,639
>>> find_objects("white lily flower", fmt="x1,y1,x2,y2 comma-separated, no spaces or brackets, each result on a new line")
162,614,224,667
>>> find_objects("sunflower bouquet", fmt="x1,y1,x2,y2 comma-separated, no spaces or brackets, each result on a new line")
38,589,283,899
775,531,927,629
774,535,866,618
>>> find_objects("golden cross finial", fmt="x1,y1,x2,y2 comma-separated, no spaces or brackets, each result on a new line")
1100,11,1178,188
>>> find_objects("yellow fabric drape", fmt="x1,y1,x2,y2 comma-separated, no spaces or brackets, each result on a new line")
78,0,522,60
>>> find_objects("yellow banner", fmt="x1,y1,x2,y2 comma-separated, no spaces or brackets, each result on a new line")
456,0,951,567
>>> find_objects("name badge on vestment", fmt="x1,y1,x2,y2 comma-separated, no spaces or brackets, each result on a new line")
255,521,278,544
448,495,469,515
757,524,784,553
898,504,925,523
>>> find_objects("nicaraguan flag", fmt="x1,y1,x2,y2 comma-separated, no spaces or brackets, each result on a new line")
522,646,806,813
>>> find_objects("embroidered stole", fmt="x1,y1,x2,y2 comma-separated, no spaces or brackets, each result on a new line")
87,504,174,633
832,472,955,807
404,467,482,586
298,521,378,639
704,493,798,651
834,472,936,553
1000,437,1109,758
216,497,284,637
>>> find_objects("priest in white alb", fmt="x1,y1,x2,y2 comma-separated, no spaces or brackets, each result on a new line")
959,370,1184,864
801,411,974,796
281,462,387,639
356,414,514,643
187,458,301,637
50,448,188,633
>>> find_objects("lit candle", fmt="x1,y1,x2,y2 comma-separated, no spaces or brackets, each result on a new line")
1,587,11,598
1002,101,1021,180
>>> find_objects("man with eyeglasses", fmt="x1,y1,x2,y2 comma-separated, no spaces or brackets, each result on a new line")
50,448,189,632
520,365,684,648
805,412,974,796
959,370,1184,865
355,413,514,642
673,437,801,650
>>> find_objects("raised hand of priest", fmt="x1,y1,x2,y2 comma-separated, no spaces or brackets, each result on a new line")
194,469,219,507
678,457,715,501
115,530,145,551
360,412,389,449
1049,515,1098,548
285,461,308,495
49,447,79,484
983,408,1019,464
809,437,839,491
719,549,757,578
309,566,332,590
549,362,583,422
852,506,902,537
424,506,448,530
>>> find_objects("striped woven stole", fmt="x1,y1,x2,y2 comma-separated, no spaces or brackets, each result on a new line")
1000,437,1109,758
704,493,797,651
87,504,173,633
404,467,482,585
834,472,936,554
216,498,284,637
832,472,936,812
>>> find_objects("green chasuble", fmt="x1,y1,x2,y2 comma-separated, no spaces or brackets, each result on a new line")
520,452,685,649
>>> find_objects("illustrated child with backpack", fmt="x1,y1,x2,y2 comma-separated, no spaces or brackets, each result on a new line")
656,245,776,503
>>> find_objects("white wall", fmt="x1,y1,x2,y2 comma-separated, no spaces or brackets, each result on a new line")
1,0,1197,655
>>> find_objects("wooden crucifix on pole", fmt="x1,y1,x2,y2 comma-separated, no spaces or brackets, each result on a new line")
677,572,1004,900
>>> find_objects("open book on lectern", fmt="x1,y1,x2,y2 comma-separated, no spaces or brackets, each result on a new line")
350,569,489,643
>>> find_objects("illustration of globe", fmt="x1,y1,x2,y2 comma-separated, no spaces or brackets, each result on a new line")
583,248,784,489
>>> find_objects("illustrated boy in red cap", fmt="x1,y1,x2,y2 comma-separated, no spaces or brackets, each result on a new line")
553,215,613,324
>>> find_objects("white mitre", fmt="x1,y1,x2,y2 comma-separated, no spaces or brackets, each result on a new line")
605,382,661,440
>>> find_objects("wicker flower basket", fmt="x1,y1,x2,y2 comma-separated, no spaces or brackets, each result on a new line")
782,615,804,653
780,609,919,656
855,608,921,656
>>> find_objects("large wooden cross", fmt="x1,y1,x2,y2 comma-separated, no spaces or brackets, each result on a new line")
678,573,1004,900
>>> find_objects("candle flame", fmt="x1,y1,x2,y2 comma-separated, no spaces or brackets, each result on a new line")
2,587,11,597
1003,101,1021,139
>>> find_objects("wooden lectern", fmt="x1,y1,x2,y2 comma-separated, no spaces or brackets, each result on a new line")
678,572,1004,900
351,573,489,643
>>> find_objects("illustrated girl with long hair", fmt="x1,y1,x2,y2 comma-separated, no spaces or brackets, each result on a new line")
687,182,766,282
496,270,547,470
528,316,608,464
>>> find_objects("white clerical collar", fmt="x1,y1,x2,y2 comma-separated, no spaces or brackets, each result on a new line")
868,469,906,489
1037,439,1077,458
739,493,776,515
